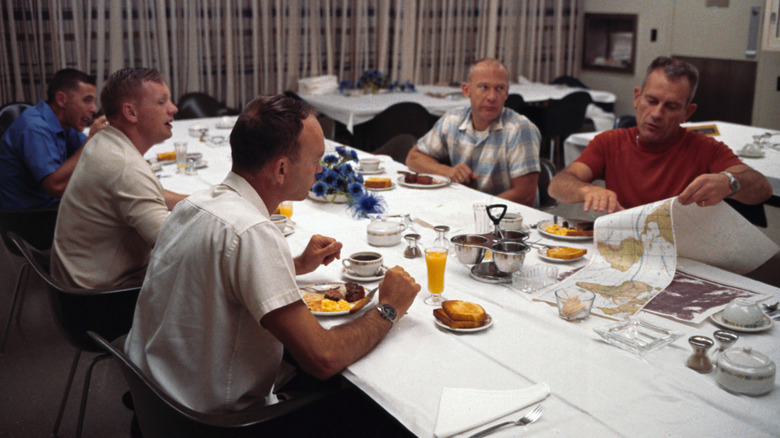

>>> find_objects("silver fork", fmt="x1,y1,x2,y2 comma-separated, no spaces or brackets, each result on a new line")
468,404,545,438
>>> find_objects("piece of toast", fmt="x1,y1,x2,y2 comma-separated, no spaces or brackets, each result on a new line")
433,308,485,329
441,300,488,323
364,177,392,189
546,247,587,260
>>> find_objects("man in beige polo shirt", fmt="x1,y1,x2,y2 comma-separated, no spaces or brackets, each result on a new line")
51,67,186,289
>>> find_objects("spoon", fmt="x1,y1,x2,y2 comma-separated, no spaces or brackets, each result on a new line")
762,302,779,313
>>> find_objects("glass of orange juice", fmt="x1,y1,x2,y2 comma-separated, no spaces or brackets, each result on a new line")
274,201,293,218
424,247,448,306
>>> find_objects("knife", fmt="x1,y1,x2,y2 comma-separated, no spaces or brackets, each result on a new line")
349,286,379,314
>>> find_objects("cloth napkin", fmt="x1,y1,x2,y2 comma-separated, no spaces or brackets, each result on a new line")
433,383,550,438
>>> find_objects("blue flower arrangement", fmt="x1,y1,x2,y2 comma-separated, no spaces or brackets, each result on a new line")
311,146,386,218
357,69,389,93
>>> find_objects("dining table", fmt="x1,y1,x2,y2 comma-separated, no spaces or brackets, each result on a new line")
563,121,780,198
147,117,780,437
300,82,617,133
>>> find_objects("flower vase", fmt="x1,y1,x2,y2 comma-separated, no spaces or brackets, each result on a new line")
308,190,350,204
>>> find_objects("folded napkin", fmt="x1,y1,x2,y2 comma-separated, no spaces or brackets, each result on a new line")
434,383,550,438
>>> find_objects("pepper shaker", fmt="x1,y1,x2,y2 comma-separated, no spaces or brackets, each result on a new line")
712,330,739,364
686,336,714,373
403,233,422,259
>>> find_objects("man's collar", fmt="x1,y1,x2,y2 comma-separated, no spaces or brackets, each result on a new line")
221,171,270,217
458,107,504,134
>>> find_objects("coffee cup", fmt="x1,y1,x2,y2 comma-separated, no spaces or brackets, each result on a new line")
360,157,381,172
270,214,288,232
501,212,524,231
342,251,383,277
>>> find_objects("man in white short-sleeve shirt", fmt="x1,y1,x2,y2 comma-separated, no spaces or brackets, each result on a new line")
125,95,421,415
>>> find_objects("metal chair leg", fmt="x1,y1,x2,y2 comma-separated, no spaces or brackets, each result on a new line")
0,262,29,353
52,349,81,438
75,353,111,438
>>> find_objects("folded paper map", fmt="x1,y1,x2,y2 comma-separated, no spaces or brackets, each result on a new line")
538,197,778,320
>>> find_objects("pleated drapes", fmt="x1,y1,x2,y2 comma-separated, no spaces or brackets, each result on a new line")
0,0,581,108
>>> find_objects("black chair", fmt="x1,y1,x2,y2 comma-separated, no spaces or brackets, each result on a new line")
538,91,593,169
551,75,588,89
88,331,337,438
175,93,239,120
613,115,637,129
0,102,32,138
8,232,140,438
372,133,417,163
504,93,544,131
351,102,439,152
724,199,768,228
537,158,557,210
0,206,59,352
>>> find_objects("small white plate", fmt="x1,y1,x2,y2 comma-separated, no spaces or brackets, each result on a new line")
738,151,765,158
342,266,387,282
396,174,451,189
356,166,385,175
434,315,493,333
365,182,396,192
537,247,586,263
537,220,593,241
710,310,773,333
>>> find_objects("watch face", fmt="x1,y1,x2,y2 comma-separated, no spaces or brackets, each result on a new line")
379,304,397,322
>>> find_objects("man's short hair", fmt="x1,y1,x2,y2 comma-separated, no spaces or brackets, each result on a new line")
46,69,96,103
466,58,509,83
230,95,316,173
642,56,699,104
100,68,165,118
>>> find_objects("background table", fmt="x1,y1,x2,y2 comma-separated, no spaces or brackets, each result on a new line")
149,118,780,437
301,83,616,133
563,121,780,198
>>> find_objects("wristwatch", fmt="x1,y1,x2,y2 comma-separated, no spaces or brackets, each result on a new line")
721,171,740,198
376,304,398,326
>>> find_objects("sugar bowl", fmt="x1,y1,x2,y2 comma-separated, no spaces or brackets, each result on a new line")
715,346,775,396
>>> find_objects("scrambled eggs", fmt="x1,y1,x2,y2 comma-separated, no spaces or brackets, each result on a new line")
320,299,351,312
544,223,575,236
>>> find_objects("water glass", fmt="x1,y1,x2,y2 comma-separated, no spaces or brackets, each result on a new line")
473,203,492,234
174,142,188,174
555,289,595,321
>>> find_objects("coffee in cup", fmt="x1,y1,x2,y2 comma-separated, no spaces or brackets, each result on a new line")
342,251,383,277
501,212,524,231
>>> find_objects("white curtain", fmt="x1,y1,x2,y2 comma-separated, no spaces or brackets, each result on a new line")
1,0,581,108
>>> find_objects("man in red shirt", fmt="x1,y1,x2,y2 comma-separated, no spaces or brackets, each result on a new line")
549,56,771,213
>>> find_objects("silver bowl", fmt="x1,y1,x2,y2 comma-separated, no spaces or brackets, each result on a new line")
491,241,530,273
450,234,489,265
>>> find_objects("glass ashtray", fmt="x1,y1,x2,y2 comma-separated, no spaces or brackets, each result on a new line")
593,317,683,356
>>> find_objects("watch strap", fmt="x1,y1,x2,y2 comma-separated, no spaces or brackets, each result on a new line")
376,304,397,326
720,171,739,197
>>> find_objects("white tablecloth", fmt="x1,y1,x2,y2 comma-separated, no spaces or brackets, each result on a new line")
148,118,780,437
564,121,780,197
301,83,616,132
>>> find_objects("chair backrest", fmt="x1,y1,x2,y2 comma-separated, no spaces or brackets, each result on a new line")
0,206,59,257
551,76,588,89
0,102,31,138
352,102,439,152
8,232,140,351
175,93,238,120
541,91,593,138
613,115,637,129
87,331,333,437
537,158,557,210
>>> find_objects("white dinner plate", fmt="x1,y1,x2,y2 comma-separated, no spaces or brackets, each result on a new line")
434,315,493,333
356,166,385,175
365,182,396,192
536,247,587,263
341,266,387,282
302,282,376,316
536,220,593,241
710,310,773,333
396,174,451,189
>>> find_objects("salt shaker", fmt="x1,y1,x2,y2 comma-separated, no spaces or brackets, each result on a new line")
403,233,422,259
432,225,450,249
712,330,739,364
686,336,714,373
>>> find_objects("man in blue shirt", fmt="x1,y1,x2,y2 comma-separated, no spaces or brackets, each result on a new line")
0,68,107,209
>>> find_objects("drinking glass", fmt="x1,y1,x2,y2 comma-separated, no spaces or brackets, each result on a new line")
472,203,491,234
275,201,293,218
424,247,448,306
174,142,188,174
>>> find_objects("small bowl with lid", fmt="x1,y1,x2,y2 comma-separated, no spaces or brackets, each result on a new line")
366,217,407,246
715,346,775,396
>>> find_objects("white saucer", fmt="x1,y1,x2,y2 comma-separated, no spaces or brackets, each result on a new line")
282,225,295,237
365,182,396,192
738,151,765,158
434,315,493,333
710,310,773,333
357,166,385,175
342,266,387,282
536,247,587,263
